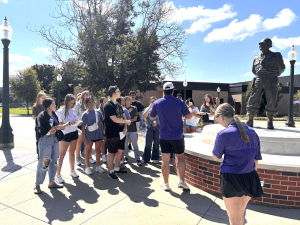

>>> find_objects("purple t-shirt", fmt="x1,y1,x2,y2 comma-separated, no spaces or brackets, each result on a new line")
212,122,262,174
150,95,190,140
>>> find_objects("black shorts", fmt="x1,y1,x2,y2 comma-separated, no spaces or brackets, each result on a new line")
106,137,126,154
91,139,102,142
160,137,185,155
62,131,78,142
78,125,82,130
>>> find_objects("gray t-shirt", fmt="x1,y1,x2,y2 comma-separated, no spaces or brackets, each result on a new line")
200,105,216,122
82,109,104,141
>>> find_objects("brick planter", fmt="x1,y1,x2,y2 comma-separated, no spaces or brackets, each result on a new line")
173,153,300,209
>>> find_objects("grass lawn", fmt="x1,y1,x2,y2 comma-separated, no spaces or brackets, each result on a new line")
0,107,32,115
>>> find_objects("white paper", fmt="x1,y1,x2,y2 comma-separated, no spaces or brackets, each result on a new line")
119,132,126,140
71,120,81,127
209,115,214,120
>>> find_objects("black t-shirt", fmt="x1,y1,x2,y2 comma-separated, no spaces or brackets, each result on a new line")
126,105,138,132
131,100,144,122
104,100,124,138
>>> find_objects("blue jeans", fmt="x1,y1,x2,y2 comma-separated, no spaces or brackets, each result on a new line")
36,134,59,185
139,114,144,127
142,126,159,161
124,132,140,160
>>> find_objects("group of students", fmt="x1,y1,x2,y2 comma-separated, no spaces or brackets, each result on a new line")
33,82,263,225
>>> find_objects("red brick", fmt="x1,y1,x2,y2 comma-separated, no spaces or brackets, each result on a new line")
207,184,220,192
263,198,278,204
202,187,214,194
197,181,208,188
280,190,296,196
289,177,300,182
214,174,220,179
190,162,199,170
288,196,300,201
196,173,208,180
189,155,200,161
265,170,281,175
208,168,220,175
257,169,265,173
264,179,280,185
297,182,300,187
288,186,300,191
296,202,300,206
198,158,209,163
214,192,222,197
296,192,300,196
273,175,289,181
207,176,219,183
272,185,288,190
186,165,192,170
203,162,214,169
263,188,279,194
253,197,263,201
279,200,295,206
258,174,272,179
281,181,297,186
213,165,220,170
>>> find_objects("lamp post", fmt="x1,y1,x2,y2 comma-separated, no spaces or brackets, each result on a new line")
286,45,298,127
217,87,221,98
0,17,14,147
183,79,188,102
57,74,62,109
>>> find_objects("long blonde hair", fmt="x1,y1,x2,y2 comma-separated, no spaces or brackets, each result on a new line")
34,92,47,106
80,90,89,110
215,103,249,143
63,94,76,119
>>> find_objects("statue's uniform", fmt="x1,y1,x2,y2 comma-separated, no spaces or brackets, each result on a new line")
246,51,285,117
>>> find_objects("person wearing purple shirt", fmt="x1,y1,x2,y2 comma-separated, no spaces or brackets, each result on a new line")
212,103,263,225
149,82,194,191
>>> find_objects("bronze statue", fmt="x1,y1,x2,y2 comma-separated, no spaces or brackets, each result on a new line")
246,38,285,129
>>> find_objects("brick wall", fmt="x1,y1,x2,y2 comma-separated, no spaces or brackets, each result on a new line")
174,153,300,209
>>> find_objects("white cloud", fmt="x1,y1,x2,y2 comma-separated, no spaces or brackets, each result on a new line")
0,0,8,3
164,3,237,34
283,58,300,66
195,79,204,82
34,47,53,55
245,72,254,76
204,8,296,43
272,36,300,51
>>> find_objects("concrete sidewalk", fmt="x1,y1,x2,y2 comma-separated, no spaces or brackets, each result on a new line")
0,117,299,224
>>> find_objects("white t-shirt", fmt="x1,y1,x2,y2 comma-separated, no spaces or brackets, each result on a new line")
57,108,79,134
186,106,200,127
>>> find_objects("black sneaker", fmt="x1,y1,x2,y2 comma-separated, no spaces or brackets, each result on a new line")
115,168,127,174
123,157,129,165
137,160,142,166
108,172,119,180
128,144,132,150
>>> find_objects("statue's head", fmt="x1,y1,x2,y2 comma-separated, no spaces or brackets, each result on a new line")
259,38,272,52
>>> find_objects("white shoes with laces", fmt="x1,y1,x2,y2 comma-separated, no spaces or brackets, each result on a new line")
56,175,65,184
85,167,92,175
70,170,79,178
95,166,105,173
178,180,190,190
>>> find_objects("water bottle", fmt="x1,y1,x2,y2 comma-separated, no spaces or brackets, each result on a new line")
49,118,54,127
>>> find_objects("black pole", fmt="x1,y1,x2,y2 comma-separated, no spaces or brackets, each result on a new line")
0,39,14,147
285,60,296,127
57,81,61,109
218,92,219,98
184,87,186,102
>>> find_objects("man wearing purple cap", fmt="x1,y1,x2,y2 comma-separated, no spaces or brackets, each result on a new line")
149,82,194,191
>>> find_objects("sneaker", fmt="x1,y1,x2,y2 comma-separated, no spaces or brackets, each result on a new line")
95,166,105,173
56,175,64,184
102,155,107,163
152,160,159,164
89,157,96,164
160,182,171,191
34,185,42,194
85,167,92,175
76,158,82,166
141,159,149,164
123,157,128,164
128,144,132,150
70,170,79,178
115,168,127,174
108,171,119,180
137,160,142,166
178,181,190,190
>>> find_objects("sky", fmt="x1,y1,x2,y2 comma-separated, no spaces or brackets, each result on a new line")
0,0,300,87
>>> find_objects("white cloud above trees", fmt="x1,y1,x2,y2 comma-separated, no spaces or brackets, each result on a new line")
272,36,300,51
204,8,296,43
34,47,53,55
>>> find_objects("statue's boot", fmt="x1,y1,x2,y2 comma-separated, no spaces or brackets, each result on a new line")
246,116,254,127
267,117,274,129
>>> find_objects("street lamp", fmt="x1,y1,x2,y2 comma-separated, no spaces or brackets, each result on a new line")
183,79,188,101
286,45,298,127
57,74,62,109
217,87,221,98
0,17,14,147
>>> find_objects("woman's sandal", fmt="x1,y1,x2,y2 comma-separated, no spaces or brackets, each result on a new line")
48,182,63,189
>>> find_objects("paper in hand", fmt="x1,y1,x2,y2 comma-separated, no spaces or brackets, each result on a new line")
119,132,126,140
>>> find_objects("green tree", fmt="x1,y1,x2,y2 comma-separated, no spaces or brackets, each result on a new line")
294,90,300,101
31,64,55,94
9,68,41,114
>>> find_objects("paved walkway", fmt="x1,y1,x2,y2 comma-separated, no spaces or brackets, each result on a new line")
0,117,300,224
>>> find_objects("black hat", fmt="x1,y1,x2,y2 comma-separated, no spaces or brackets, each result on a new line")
259,38,272,47
42,98,53,109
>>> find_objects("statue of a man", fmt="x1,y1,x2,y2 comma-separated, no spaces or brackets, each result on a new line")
246,38,285,129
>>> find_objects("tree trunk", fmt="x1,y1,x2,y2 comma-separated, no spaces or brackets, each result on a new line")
27,102,29,115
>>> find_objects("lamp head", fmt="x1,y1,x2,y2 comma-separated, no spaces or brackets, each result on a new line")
57,74,62,82
0,17,13,41
217,87,221,92
183,79,187,87
288,45,298,61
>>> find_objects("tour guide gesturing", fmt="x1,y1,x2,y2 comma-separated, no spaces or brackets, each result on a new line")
149,82,194,191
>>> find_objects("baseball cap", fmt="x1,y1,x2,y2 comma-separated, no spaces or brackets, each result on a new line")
163,82,174,90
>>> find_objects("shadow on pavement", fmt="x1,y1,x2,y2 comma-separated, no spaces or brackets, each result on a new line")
0,147,22,179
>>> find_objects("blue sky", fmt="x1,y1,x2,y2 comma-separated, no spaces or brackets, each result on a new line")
1,0,300,87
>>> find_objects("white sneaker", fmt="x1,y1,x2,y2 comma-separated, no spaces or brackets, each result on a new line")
89,157,96,164
178,181,190,190
95,166,105,173
85,167,92,175
152,160,159,164
102,155,107,163
56,175,64,184
70,170,79,178
141,159,145,164
160,182,171,191
76,158,82,166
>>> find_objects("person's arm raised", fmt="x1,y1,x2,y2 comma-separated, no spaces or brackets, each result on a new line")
110,115,131,125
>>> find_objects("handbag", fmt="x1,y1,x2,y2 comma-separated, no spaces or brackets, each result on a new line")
87,111,99,132
55,130,64,141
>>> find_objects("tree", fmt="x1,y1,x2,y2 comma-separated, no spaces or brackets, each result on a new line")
30,0,187,96
31,64,55,94
294,90,300,101
9,68,41,114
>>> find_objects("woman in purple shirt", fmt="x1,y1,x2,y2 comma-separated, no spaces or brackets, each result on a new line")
212,103,263,225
